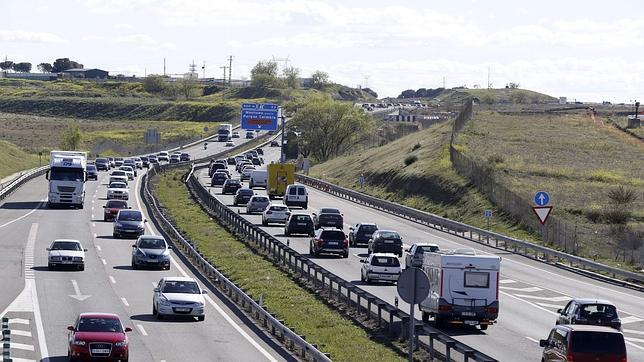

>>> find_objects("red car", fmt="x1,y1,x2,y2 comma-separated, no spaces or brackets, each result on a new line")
103,200,130,221
68,313,132,361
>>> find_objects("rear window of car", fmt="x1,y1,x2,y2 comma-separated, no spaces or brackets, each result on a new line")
87,165,97,171
570,331,625,354
106,200,127,208
270,205,288,211
417,245,439,253
238,189,254,195
253,197,268,203
578,304,618,319
360,225,378,232
294,215,311,222
117,210,142,221
320,208,340,214
227,179,240,184
321,230,345,239
96,158,108,163
214,173,227,178
372,257,400,267
379,231,400,239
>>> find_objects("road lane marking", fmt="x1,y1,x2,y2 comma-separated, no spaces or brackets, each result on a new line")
121,297,129,307
109,276,116,284
621,316,643,325
499,279,516,284
8,318,30,325
10,342,35,351
136,324,148,336
94,233,98,238
10,329,32,337
92,222,96,227
535,302,565,309
499,286,543,292
0,200,44,229
101,258,107,265
525,337,539,343
624,329,644,336
625,337,644,343
96,245,102,251
513,294,570,302
91,214,94,219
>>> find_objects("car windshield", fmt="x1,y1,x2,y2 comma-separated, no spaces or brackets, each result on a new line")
162,281,200,294
118,211,142,221
77,317,123,333
227,180,240,184
106,200,127,208
321,230,345,239
138,238,166,249
579,304,618,319
570,331,625,354
379,231,400,239
96,158,107,163
253,197,268,203
87,165,96,171
320,208,340,214
110,182,126,189
372,257,400,267
51,241,82,251
294,215,311,222
271,206,288,211
417,245,439,253
50,167,84,181
359,225,378,232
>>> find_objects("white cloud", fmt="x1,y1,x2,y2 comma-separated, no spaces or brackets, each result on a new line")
113,23,135,30
113,34,175,51
0,30,63,43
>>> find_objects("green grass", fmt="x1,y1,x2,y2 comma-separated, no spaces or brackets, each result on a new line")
0,140,41,180
153,168,404,362
462,88,556,104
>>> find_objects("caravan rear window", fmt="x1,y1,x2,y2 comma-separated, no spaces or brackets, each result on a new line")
464,271,489,288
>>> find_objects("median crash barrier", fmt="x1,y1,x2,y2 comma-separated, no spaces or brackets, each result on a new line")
174,160,496,362
0,166,49,202
294,174,644,289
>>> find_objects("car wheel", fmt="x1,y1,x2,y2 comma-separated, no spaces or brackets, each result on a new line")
78,264,84,271
197,316,205,321
343,251,349,258
113,233,118,239
164,264,170,270
131,259,137,269
48,263,54,270
153,304,158,317
479,324,488,331
360,271,365,282
262,220,267,226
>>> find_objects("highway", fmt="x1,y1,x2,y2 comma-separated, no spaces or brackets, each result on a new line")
195,144,644,362
0,131,292,361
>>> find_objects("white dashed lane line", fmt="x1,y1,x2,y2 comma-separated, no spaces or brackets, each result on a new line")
121,297,129,307
136,324,148,336
101,258,107,265
109,276,116,284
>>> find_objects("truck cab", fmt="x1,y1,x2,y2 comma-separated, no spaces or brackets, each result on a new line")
267,163,294,199
46,151,88,209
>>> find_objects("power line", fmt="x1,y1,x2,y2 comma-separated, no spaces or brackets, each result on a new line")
228,55,233,86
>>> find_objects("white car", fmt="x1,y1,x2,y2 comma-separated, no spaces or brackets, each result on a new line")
232,131,240,138
132,157,143,169
153,277,207,321
107,181,129,200
225,141,234,147
262,204,291,226
119,166,135,180
240,166,256,181
360,253,401,284
47,239,87,270
158,151,169,162
108,175,128,186
110,170,128,179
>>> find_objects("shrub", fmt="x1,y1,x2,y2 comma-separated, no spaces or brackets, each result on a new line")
404,154,418,166
585,207,603,223
607,186,638,206
604,209,630,224
411,143,421,151
487,154,505,164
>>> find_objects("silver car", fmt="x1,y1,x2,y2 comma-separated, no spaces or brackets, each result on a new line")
246,195,270,214
131,235,171,270
153,277,207,321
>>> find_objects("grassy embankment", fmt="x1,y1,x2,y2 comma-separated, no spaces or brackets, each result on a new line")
0,140,41,180
153,168,404,361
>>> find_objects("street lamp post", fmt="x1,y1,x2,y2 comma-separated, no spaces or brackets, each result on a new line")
279,113,286,164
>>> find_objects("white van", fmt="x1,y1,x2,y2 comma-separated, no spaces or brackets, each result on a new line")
249,170,268,189
284,184,308,209
419,249,501,330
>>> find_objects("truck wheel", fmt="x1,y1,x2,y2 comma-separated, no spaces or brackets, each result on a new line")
422,312,429,322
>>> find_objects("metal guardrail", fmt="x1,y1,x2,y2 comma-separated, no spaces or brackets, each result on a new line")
0,166,49,202
142,164,331,361
179,162,496,362
2,317,10,362
294,174,644,286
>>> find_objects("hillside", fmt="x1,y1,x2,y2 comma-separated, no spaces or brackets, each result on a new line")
463,87,557,104
0,140,41,180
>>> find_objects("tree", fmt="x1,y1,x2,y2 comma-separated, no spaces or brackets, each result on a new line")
310,70,329,89
12,62,32,73
399,89,416,98
250,60,279,89
0,60,14,72
143,75,166,94
176,77,200,99
290,95,374,162
282,66,300,89
52,58,83,73
480,92,497,105
60,121,83,151
37,63,53,73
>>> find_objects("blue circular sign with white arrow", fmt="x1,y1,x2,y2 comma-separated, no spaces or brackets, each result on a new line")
534,191,550,206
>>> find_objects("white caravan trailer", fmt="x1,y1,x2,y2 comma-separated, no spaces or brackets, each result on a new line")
419,249,501,330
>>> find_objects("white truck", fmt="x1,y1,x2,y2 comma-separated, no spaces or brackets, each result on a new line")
217,123,233,142
46,151,87,209
419,249,501,330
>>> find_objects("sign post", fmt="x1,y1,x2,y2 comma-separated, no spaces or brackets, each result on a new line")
484,209,492,229
397,268,430,362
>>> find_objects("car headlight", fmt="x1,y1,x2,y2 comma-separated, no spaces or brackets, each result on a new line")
73,257,83,261
159,296,171,305
135,249,145,257
161,251,170,259
114,340,128,347
73,340,86,346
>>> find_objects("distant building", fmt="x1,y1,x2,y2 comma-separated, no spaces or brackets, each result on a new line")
386,109,416,122
299,77,313,87
61,68,109,79
2,72,58,81
559,97,567,105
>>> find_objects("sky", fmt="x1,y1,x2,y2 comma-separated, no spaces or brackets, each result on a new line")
2,0,644,102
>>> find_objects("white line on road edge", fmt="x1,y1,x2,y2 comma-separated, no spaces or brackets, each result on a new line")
109,276,116,284
101,258,107,265
121,297,129,307
524,336,539,343
136,324,148,336
133,175,278,362
92,222,96,227
96,245,102,251
624,329,644,336
0,200,43,229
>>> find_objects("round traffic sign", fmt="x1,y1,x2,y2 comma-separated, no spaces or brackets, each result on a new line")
396,268,430,304
534,191,550,206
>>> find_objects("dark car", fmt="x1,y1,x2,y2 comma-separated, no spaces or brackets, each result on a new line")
226,156,237,165
254,148,264,155
312,207,344,229
113,209,146,239
284,213,314,237
140,156,149,168
349,223,378,246
67,313,132,362
148,155,158,164
103,200,130,221
222,179,242,194
245,131,254,139
557,299,622,331
270,140,279,147
86,165,98,181
131,235,171,270
309,228,349,258
180,153,190,162
233,188,254,206
251,157,262,166
210,172,229,187
540,325,627,362
209,162,227,177
95,158,110,171
368,230,403,256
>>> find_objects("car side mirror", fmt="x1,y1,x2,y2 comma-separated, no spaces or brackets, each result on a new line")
103,205,106,208
128,206,132,209
84,249,88,252
131,244,136,248
167,246,172,249
46,248,51,251
124,327,132,333
153,287,160,292
557,309,562,314
67,326,75,331
144,219,148,223
539,339,548,347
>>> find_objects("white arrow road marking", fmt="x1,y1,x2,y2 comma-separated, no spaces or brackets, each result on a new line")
513,294,570,302
136,324,148,336
535,302,565,309
69,280,91,301
499,286,543,292
498,279,516,284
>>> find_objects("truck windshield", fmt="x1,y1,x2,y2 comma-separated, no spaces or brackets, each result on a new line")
50,167,84,181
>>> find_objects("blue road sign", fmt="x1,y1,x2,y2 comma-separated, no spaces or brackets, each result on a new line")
241,103,279,131
534,191,550,206
484,210,493,218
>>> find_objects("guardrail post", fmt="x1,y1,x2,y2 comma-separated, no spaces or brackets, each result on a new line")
445,341,456,361
2,327,10,362
428,332,438,361
463,349,474,362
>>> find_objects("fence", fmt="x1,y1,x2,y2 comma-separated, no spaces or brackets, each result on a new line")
171,159,497,361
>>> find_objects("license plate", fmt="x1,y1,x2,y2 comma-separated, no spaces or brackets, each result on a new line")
464,320,478,325
148,259,158,263
462,312,476,316
62,261,73,264
297,223,307,226
384,240,394,244
175,307,190,312
327,242,338,246
92,349,110,354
